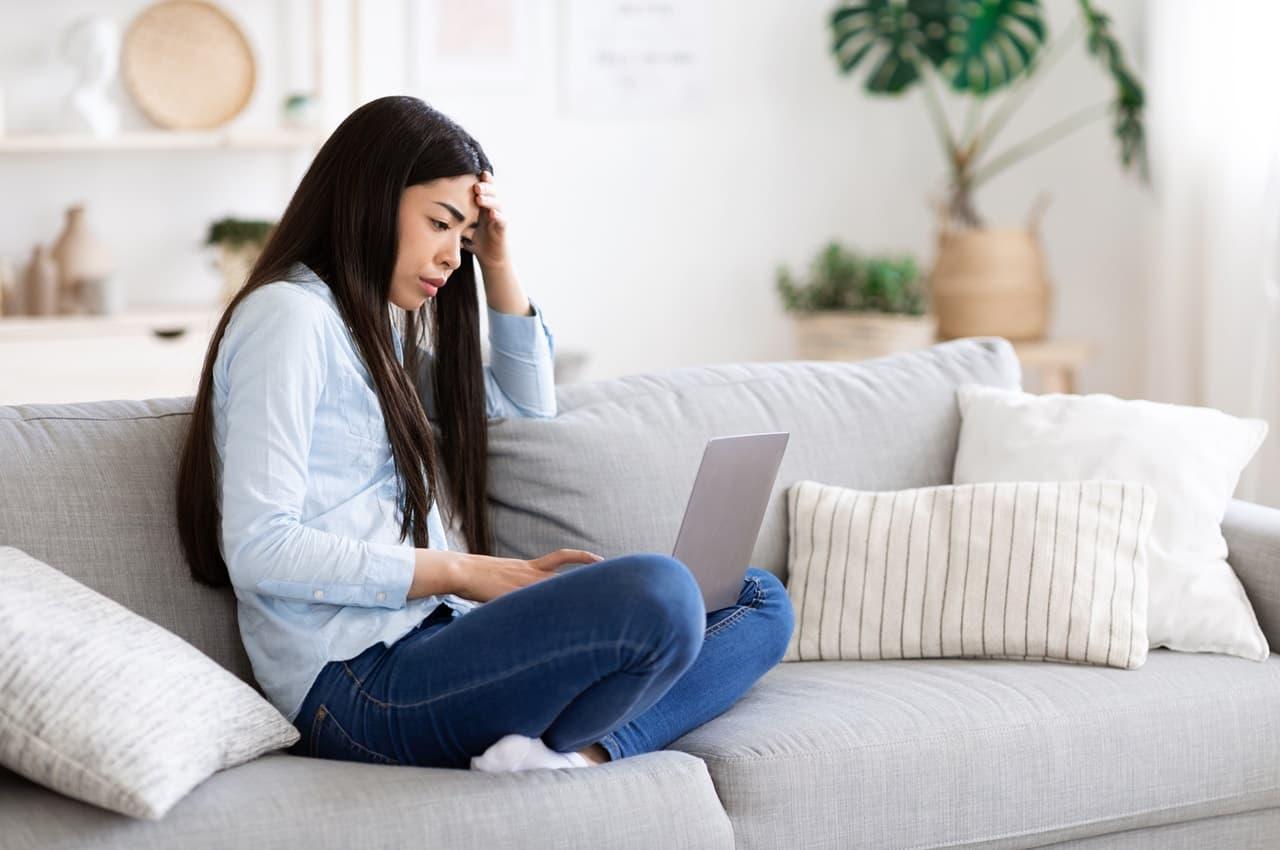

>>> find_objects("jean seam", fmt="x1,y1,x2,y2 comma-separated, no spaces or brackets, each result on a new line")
309,704,326,759
705,576,766,639
342,642,392,689
341,638,657,710
312,702,401,765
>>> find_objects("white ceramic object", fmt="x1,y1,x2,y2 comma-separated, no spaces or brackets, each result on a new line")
62,16,122,138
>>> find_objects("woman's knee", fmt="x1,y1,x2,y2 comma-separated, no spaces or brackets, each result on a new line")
608,553,704,661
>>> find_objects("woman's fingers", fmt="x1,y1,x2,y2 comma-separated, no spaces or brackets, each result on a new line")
534,549,604,570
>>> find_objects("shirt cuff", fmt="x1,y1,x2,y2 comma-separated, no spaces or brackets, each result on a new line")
487,298,556,362
365,541,417,609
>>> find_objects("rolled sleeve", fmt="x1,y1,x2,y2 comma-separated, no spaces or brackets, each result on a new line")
484,297,557,419
218,285,417,610
412,297,558,421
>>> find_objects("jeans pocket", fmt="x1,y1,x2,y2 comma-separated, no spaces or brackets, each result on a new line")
309,704,401,766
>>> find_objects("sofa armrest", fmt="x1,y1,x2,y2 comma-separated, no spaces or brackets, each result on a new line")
1223,498,1280,652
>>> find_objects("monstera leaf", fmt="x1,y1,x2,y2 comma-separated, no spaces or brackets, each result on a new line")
830,1,935,93
948,0,1046,94
1077,0,1146,174
830,0,1045,96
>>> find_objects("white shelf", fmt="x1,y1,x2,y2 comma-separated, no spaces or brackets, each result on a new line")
0,305,223,406
0,128,326,154
0,305,223,343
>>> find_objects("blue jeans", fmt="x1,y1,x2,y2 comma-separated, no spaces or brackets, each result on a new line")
288,554,794,768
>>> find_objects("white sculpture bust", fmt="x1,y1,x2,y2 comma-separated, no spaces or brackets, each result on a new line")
62,16,121,137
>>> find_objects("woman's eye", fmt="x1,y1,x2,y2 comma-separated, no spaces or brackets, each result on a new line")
431,219,449,231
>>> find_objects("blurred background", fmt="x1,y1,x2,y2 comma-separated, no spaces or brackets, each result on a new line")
0,0,1276,505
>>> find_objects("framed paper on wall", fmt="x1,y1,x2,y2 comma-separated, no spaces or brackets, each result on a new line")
557,0,711,118
404,0,538,94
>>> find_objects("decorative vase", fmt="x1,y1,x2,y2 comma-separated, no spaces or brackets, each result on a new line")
0,255,16,316
792,311,938,361
216,242,262,305
51,204,114,316
928,199,1053,341
23,245,59,316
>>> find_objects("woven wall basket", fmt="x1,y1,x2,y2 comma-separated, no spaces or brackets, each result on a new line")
122,0,256,130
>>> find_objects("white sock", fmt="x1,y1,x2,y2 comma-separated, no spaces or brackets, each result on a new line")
471,733,592,772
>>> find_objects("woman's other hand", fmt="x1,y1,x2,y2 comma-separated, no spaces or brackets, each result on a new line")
469,170,509,269
455,549,605,603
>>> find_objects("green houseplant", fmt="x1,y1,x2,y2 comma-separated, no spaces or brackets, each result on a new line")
205,217,274,306
776,240,937,361
828,0,1146,340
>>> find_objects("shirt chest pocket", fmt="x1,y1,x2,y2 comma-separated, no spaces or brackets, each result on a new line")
339,372,388,446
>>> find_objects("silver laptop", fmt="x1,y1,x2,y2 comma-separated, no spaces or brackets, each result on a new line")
670,432,790,611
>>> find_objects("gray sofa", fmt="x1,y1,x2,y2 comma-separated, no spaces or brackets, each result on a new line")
2,336,1278,850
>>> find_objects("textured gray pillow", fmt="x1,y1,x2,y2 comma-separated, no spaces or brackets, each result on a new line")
0,546,299,820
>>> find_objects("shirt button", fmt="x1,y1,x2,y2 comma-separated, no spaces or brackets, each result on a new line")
313,590,324,599
376,592,386,601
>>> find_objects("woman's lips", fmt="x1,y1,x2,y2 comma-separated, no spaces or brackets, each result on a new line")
420,277,444,296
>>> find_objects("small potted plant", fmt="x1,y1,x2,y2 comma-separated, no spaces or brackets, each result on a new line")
205,217,274,305
776,240,936,361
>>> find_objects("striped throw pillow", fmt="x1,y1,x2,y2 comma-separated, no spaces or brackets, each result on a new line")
781,479,1158,669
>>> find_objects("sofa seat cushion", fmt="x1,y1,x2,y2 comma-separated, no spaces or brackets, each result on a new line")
669,650,1280,850
0,750,733,850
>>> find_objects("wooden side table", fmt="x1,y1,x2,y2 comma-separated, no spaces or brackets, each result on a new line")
1008,339,1091,393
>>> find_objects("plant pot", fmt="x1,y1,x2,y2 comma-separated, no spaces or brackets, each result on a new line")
216,243,262,305
792,311,938,361
928,226,1051,341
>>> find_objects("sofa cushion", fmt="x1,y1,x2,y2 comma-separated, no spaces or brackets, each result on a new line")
485,337,1022,578
0,396,257,686
669,650,1280,850
781,479,1158,669
0,750,733,850
0,546,298,820
953,383,1270,662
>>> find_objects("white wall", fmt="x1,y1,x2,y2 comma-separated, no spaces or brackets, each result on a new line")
0,0,1150,391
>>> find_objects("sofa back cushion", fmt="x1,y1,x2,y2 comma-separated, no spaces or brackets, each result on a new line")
484,338,1022,583
0,396,256,686
0,337,1019,682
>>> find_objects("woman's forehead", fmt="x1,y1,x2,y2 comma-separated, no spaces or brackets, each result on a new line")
408,179,478,213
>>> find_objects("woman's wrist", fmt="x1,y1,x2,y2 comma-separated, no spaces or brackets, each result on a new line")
409,547,466,599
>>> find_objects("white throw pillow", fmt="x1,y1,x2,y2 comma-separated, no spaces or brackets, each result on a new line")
952,383,1270,661
782,479,1157,669
0,546,300,820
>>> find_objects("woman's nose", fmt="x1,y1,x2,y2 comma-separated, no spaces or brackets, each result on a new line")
440,243,462,270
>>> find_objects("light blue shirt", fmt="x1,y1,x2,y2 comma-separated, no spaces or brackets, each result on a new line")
212,262,556,723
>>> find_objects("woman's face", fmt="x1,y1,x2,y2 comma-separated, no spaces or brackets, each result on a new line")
389,176,481,311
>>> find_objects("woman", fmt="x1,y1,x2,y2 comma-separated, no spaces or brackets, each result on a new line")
176,95,794,771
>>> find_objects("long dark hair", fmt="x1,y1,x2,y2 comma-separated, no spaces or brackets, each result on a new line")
177,95,494,588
